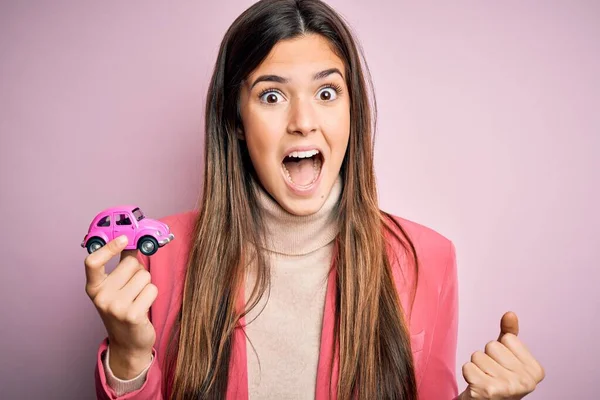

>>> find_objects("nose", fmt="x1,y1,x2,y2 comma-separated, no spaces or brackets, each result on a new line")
286,97,318,136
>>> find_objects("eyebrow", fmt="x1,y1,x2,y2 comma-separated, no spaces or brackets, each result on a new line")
249,68,344,90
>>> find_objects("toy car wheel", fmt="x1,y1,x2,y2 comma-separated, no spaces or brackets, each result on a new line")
86,238,106,254
138,236,159,256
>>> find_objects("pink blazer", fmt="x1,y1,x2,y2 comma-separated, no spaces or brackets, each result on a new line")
94,211,459,399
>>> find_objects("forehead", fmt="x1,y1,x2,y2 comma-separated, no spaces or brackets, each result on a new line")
248,34,346,80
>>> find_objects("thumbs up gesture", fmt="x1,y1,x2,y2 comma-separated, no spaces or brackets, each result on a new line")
459,312,545,400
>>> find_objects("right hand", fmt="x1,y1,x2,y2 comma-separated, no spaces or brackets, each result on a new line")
85,235,158,378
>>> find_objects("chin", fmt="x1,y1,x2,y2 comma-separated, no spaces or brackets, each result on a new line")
276,175,333,216
280,196,326,216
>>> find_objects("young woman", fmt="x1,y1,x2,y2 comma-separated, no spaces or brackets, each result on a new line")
84,1,544,399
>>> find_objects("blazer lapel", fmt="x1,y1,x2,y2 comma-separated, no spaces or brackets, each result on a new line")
315,244,340,400
227,281,249,400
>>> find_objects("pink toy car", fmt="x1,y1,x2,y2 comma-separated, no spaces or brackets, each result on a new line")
81,206,174,256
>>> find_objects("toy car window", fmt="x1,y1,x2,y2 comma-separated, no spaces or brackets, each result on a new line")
97,215,110,227
132,208,145,221
115,213,132,226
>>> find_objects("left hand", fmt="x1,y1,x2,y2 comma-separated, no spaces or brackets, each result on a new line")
459,311,545,400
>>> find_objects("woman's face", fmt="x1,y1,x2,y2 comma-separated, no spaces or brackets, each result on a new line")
239,34,350,216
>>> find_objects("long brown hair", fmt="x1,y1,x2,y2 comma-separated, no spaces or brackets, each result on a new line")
166,1,419,398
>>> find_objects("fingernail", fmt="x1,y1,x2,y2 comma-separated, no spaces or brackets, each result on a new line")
116,235,127,245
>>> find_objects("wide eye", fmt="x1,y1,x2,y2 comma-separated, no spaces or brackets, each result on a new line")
317,87,338,101
259,90,285,104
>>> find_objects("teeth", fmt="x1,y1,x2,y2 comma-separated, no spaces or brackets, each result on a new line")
286,149,320,159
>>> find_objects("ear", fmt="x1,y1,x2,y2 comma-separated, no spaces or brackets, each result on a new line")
236,127,245,140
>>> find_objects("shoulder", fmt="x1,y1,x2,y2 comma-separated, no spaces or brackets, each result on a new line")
141,209,198,273
383,212,456,271
158,210,198,236
382,212,457,318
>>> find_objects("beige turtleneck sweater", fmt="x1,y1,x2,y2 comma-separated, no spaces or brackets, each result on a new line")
245,176,341,399
103,176,342,398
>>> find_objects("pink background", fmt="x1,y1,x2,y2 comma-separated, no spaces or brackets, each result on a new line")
1,1,598,399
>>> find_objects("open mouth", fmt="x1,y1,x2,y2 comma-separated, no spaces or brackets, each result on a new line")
281,149,324,189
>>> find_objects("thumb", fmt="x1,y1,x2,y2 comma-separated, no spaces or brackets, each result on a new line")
498,311,519,341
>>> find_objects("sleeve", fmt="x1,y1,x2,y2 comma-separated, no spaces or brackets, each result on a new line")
103,345,154,396
418,241,460,400
93,251,165,400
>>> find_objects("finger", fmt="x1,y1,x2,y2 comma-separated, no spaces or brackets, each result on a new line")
104,255,145,291
119,268,152,304
471,350,507,378
128,283,158,321
499,333,542,376
120,249,139,263
462,361,493,387
85,235,128,289
498,311,519,341
484,340,521,372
